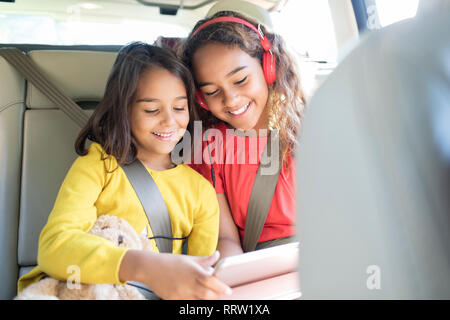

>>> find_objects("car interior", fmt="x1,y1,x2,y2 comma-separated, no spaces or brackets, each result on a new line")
0,0,448,300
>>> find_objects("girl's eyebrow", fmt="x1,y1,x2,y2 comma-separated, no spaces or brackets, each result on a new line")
198,66,247,87
136,96,187,103
136,98,158,103
226,66,247,77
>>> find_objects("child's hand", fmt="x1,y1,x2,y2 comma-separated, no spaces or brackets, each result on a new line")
120,250,232,300
149,251,232,300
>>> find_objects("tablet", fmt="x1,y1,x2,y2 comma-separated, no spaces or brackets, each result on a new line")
221,272,301,300
214,242,299,287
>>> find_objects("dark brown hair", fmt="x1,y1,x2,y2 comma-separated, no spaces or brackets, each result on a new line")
75,42,195,166
181,11,305,165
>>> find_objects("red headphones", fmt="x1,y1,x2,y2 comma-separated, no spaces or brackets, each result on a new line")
190,16,277,111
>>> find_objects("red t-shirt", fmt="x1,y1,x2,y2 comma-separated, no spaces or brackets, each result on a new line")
188,122,296,244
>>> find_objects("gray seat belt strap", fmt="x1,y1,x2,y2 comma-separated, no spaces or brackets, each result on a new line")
0,48,89,128
122,160,173,254
242,131,282,252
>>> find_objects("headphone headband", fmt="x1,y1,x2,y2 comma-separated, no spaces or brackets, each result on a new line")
190,16,263,40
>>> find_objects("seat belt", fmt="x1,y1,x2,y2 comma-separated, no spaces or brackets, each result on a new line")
0,47,175,253
242,132,282,252
121,160,174,253
206,129,283,252
0,48,89,128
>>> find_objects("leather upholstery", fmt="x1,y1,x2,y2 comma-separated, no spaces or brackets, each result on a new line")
27,50,117,109
0,56,25,299
0,48,116,299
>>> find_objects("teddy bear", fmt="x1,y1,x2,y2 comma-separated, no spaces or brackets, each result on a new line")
15,215,154,300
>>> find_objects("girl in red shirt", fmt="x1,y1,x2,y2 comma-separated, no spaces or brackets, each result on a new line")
181,11,305,257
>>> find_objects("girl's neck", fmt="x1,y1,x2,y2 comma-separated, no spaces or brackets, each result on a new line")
252,104,270,135
137,151,176,171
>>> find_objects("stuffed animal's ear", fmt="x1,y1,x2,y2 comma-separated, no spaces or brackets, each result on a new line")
89,215,145,250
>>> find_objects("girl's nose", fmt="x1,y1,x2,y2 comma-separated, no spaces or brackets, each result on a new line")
223,89,240,108
160,108,176,126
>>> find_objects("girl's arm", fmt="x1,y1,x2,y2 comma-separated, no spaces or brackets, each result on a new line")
186,176,221,256
38,148,128,285
118,170,231,299
216,193,244,258
119,250,231,299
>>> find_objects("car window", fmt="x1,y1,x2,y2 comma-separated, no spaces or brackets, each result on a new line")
352,0,420,32
1,0,337,62
0,1,207,45
270,0,337,98
0,0,339,98
376,0,419,27
271,0,337,64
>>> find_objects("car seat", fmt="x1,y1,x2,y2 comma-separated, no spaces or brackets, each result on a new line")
297,9,450,299
0,47,118,299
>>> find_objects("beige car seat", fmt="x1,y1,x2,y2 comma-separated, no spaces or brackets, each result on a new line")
297,9,450,299
0,47,118,299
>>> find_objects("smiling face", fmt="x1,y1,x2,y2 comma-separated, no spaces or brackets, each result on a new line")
130,67,189,162
192,43,269,131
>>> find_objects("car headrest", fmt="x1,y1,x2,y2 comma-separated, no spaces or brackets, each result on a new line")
26,50,117,109
206,0,273,32
297,9,450,299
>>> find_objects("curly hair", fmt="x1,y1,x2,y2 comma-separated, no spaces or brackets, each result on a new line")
181,11,305,165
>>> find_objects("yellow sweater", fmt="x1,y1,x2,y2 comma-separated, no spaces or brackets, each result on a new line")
18,143,219,292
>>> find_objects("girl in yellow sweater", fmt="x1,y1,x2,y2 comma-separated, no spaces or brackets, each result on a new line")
18,42,231,299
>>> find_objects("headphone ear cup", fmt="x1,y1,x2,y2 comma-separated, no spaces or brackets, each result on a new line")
195,89,209,111
263,51,276,85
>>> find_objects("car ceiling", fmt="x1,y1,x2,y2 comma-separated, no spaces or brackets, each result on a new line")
0,0,286,31
134,0,284,11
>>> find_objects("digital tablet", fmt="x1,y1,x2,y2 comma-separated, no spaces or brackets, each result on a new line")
213,242,299,287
